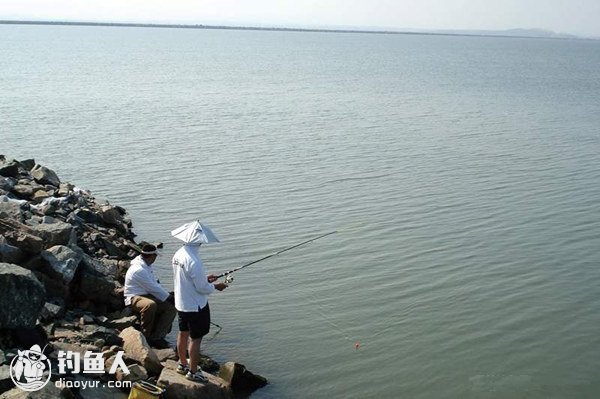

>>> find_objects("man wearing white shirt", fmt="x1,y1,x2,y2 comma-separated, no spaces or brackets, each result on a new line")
124,244,176,347
172,242,227,383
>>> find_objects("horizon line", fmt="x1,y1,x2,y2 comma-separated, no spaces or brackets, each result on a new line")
0,19,590,41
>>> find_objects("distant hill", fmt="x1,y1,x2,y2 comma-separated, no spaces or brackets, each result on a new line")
0,20,585,40
428,28,578,39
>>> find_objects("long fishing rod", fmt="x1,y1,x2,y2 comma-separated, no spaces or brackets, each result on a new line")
215,230,338,279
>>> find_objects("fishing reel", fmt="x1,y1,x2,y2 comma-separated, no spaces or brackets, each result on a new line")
224,274,234,285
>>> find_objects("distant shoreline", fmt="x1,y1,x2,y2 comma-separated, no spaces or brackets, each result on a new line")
0,19,588,41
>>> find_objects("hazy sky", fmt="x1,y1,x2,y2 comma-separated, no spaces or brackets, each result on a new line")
2,0,600,37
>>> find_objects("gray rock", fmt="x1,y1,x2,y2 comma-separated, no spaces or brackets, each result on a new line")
42,185,56,195
14,234,44,254
57,183,73,197
118,327,163,376
30,190,51,204
0,364,10,394
29,221,72,248
30,164,60,187
40,302,64,322
0,159,20,178
72,208,101,224
0,177,16,192
105,316,137,330
153,348,178,363
0,220,44,254
0,385,69,399
0,263,46,329
219,362,268,395
38,205,56,216
158,360,233,399
0,243,25,264
76,272,123,311
116,363,147,382
19,159,35,171
40,245,82,284
10,185,33,198
0,196,23,221
33,271,69,300
99,206,123,226
24,216,43,227
100,238,125,258
199,355,220,373
80,254,118,278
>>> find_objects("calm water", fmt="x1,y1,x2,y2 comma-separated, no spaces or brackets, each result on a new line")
2,25,600,398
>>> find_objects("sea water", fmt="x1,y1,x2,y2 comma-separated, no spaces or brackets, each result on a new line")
2,25,600,398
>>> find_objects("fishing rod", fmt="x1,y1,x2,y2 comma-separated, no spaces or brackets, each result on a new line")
215,230,338,280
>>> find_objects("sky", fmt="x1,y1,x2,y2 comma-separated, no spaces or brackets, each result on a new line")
1,0,600,37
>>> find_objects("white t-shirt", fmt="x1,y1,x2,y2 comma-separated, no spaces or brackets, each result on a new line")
123,255,170,305
172,245,215,312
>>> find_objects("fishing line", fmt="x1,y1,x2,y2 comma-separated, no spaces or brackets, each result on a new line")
241,242,365,350
210,224,371,348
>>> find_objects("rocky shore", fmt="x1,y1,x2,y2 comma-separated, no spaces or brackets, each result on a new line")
0,156,267,398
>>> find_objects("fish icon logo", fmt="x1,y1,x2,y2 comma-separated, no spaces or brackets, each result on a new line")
10,344,51,392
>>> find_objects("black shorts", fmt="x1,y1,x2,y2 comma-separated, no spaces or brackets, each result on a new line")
177,303,210,339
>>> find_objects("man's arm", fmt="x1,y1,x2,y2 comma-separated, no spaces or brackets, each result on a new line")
189,264,216,295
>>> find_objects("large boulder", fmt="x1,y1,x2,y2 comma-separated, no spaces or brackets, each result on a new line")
0,242,25,264
29,220,72,248
0,158,21,179
118,327,163,376
80,254,118,278
30,165,60,187
40,302,64,322
0,196,24,221
40,245,82,284
14,234,44,255
33,272,70,301
0,219,44,254
0,263,46,329
99,206,123,226
158,360,233,399
19,159,35,171
10,185,33,198
0,178,16,193
56,183,73,198
153,348,178,363
115,364,147,382
76,272,123,311
219,362,268,396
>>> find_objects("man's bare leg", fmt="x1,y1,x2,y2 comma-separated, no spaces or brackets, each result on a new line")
177,331,190,367
188,337,202,373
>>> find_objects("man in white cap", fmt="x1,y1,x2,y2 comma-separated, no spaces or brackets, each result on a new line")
172,242,227,383
124,244,177,348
